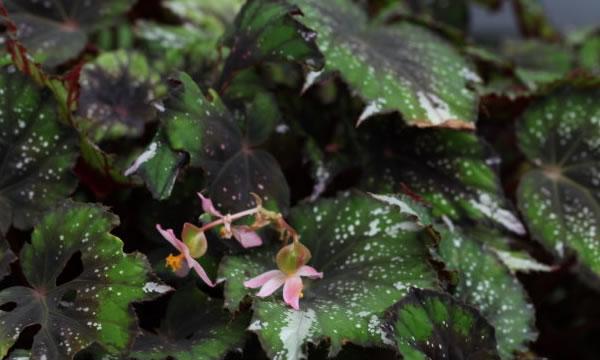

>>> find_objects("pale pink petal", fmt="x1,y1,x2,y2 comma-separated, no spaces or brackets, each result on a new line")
232,226,263,248
197,193,223,217
174,261,191,278
188,257,216,287
283,275,303,310
156,224,186,253
244,269,283,288
297,265,323,279
244,270,283,288
256,273,286,297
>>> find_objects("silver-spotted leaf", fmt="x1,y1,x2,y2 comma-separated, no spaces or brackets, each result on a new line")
0,202,171,359
219,192,441,359
364,128,525,235
4,0,136,67
160,72,290,212
131,285,249,360
384,288,500,360
76,50,159,141
295,0,479,127
438,227,537,359
516,88,600,277
0,66,78,234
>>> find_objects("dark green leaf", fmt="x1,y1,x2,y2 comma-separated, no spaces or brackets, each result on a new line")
219,192,441,358
517,88,600,276
384,288,500,360
0,66,78,234
295,0,480,127
438,227,537,358
0,201,171,359
131,285,249,360
0,235,15,280
5,0,136,67
76,50,159,141
511,0,559,40
364,128,525,234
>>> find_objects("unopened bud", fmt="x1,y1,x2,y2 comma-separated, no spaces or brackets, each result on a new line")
182,223,208,258
276,241,312,275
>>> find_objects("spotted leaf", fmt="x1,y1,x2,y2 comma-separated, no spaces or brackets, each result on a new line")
383,288,500,359
131,285,249,360
0,65,78,234
364,127,525,235
219,192,441,359
159,72,290,212
0,201,170,359
516,88,600,277
76,50,159,141
4,0,136,67
292,0,479,127
438,227,537,359
219,0,325,89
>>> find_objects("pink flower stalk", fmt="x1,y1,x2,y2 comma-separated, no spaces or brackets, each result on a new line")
156,224,215,287
244,265,323,310
197,193,263,248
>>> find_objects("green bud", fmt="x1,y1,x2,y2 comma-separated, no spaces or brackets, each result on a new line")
182,223,208,258
276,241,312,275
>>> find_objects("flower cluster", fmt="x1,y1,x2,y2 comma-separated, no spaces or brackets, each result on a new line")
156,193,322,309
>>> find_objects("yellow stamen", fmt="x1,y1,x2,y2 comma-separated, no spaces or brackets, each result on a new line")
165,253,185,272
300,291,304,298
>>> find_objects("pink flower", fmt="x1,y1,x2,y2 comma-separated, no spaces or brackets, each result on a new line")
156,224,215,287
244,265,323,310
197,193,263,248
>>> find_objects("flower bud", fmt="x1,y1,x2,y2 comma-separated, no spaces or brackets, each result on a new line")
182,223,208,258
276,241,312,275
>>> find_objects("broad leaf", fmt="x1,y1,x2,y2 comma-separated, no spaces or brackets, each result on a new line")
0,65,78,234
516,88,600,277
577,30,600,76
438,227,537,359
76,50,159,141
219,192,441,359
160,72,290,212
0,202,171,359
4,0,135,67
364,127,525,235
131,285,249,360
219,0,325,89
289,0,479,127
384,288,500,359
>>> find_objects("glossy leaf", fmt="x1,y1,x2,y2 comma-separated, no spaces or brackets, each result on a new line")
364,128,525,235
295,0,480,127
384,288,500,360
438,227,537,359
131,285,248,360
4,0,136,67
0,66,78,234
160,72,290,212
76,50,159,141
219,192,441,359
219,0,325,89
0,201,171,359
516,88,600,277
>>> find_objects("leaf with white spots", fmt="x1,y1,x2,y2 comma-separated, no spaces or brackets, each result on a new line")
437,227,537,359
219,0,325,89
383,288,500,360
131,285,249,360
0,65,78,234
0,201,169,359
160,72,290,212
516,88,600,277
76,50,159,141
254,0,479,128
219,192,441,359
364,127,524,234
4,0,136,67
